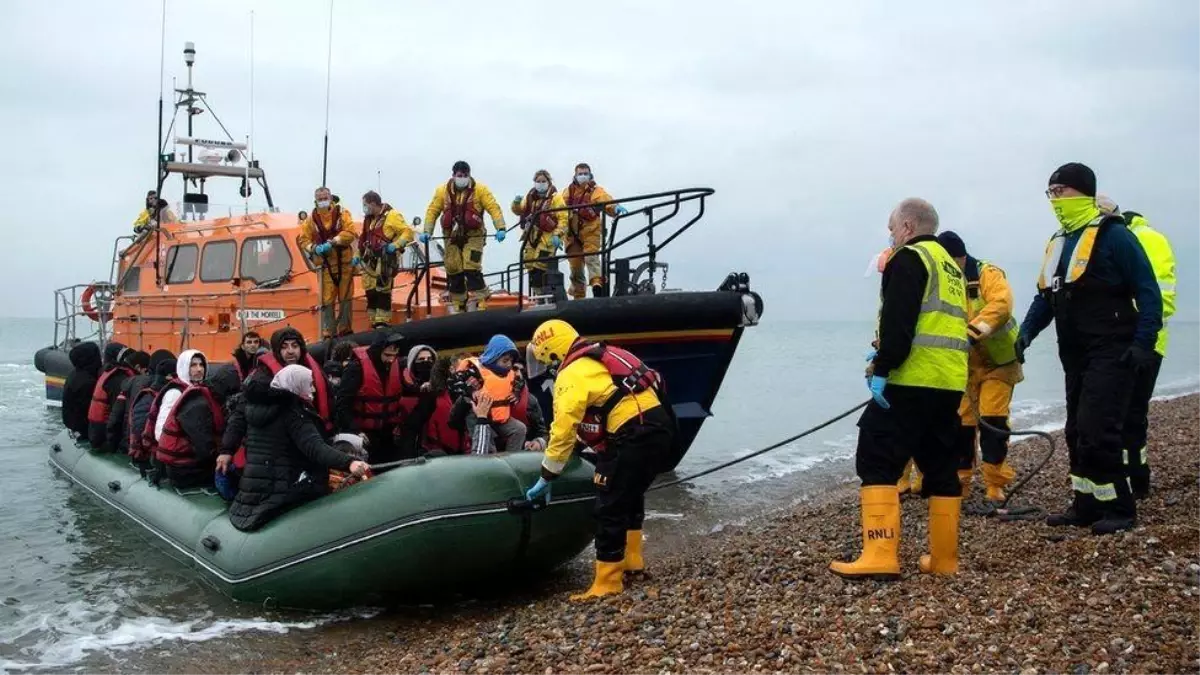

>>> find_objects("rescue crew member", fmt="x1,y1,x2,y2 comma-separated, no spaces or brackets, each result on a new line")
561,163,628,299
457,335,527,454
86,342,130,450
229,365,369,532
831,198,968,580
299,186,359,337
156,366,240,488
126,351,177,471
511,169,568,298
421,161,507,312
133,190,177,233
232,331,261,381
935,231,1024,503
334,331,409,464
62,342,102,437
525,319,677,600
1018,164,1162,535
242,328,334,436
103,350,151,456
355,190,414,328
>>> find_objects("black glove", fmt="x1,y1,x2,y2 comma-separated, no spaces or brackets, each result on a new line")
1120,344,1158,372
1014,332,1032,364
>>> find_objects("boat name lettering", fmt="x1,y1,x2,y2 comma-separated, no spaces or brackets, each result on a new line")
236,309,286,322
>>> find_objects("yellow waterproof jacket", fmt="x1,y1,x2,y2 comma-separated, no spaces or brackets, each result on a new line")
542,357,660,475
562,182,619,232
423,180,506,236
133,207,177,231
512,191,568,238
299,206,358,266
359,208,415,251
1127,214,1177,356
967,264,1013,342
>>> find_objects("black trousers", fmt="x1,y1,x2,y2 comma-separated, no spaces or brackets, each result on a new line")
856,384,962,497
591,406,673,563
1121,351,1162,495
1060,339,1136,520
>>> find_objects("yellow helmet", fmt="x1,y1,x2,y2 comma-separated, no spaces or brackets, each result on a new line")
529,319,579,365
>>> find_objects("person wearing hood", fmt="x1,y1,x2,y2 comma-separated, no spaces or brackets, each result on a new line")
229,364,369,532
392,344,440,457
155,365,241,487
232,331,262,381
126,350,176,470
62,341,102,437
103,350,151,456
334,331,409,463
86,342,131,450
456,335,527,454
153,350,207,443
324,340,356,391
1018,164,1162,535
244,327,334,433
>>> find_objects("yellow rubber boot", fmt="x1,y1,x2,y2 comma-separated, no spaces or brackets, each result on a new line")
981,462,1016,503
911,466,924,495
919,496,961,575
571,560,625,601
829,485,901,580
957,469,974,498
624,530,645,574
897,461,913,496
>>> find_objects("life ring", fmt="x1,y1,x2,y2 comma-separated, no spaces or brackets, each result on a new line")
81,283,115,323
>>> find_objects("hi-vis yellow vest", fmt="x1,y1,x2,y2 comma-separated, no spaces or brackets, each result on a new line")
1036,214,1113,292
971,260,1020,367
884,241,969,392
1125,213,1176,357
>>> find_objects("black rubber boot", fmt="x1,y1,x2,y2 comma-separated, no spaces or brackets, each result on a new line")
1045,506,1097,528
591,284,609,298
1091,515,1136,535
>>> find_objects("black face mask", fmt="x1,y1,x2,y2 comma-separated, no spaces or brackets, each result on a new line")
411,360,434,383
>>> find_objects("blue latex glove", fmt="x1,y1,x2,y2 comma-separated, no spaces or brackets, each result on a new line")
865,349,877,362
495,228,507,243
867,375,890,409
614,205,629,216
525,477,551,502
351,255,361,266
314,242,333,255
513,194,524,204
385,242,397,254
418,232,431,245
550,235,562,250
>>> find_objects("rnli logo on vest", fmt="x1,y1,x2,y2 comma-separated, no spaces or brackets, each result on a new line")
236,309,286,323
579,422,601,434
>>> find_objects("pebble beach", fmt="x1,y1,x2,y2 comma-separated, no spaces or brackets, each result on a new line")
149,394,1199,674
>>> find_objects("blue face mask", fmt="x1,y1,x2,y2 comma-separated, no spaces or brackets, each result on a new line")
454,176,470,189
575,173,591,184
534,181,549,194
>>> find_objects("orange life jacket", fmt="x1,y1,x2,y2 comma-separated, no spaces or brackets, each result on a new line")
87,366,134,424
258,353,333,432
565,183,599,223
422,392,469,455
559,341,662,452
155,385,225,468
311,206,346,245
458,357,515,424
440,180,484,232
350,346,405,430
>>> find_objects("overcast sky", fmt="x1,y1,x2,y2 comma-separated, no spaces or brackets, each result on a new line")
2,0,1196,322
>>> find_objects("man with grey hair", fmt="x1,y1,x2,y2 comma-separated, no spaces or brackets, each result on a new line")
830,197,969,581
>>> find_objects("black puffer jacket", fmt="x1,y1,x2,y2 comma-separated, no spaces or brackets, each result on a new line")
62,342,101,436
165,366,242,488
228,392,354,532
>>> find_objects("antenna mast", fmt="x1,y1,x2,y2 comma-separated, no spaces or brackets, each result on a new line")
321,0,334,186
245,10,254,215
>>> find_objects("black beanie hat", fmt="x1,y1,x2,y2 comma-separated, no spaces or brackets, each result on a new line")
452,160,471,175
936,231,968,258
1048,162,1097,197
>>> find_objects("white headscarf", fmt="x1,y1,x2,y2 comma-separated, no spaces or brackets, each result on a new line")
270,364,314,400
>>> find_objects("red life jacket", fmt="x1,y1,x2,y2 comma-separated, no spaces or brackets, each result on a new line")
423,392,468,455
440,180,484,232
87,366,134,424
559,341,662,452
126,386,158,461
522,190,560,233
351,346,405,430
565,183,599,223
510,385,530,425
137,380,183,462
258,352,333,431
155,385,225,468
359,207,394,254
311,206,345,245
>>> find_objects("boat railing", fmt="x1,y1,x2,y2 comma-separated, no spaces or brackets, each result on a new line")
52,283,110,351
405,187,713,317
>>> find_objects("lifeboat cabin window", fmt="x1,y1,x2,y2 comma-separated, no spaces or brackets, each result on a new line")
200,240,237,282
165,244,199,284
121,266,141,293
240,235,293,283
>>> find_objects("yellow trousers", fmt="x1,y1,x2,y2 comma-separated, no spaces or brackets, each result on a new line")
361,257,396,326
566,219,603,299
318,263,354,337
443,231,489,310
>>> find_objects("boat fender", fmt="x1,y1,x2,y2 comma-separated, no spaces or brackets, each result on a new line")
201,535,221,552
107,480,121,493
